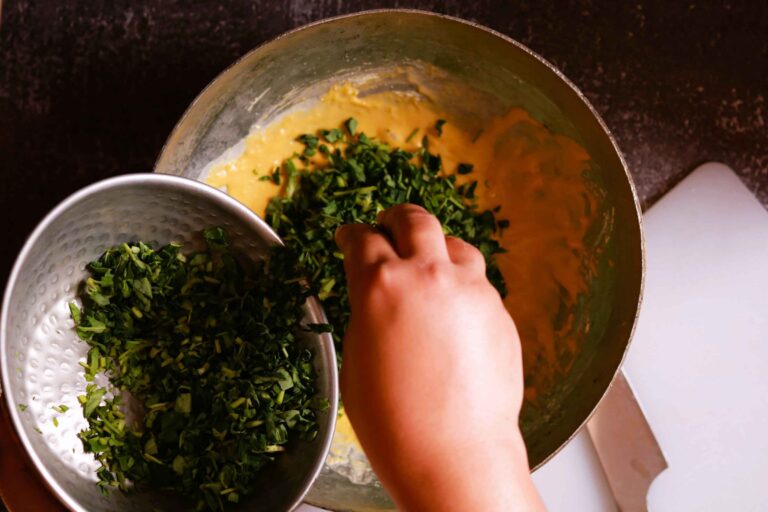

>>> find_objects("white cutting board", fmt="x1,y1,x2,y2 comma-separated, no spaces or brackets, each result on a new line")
300,162,768,511
534,162,768,511
623,162,768,511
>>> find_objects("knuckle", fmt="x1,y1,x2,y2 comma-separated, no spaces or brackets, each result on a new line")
423,260,454,285
367,259,397,290
448,238,487,272
465,245,487,269
360,260,409,308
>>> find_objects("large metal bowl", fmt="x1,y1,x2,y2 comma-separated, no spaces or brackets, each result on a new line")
0,174,338,512
156,10,644,511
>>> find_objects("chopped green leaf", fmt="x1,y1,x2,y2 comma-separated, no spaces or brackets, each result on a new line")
297,133,319,149
174,393,192,414
435,119,447,136
69,303,81,324
457,163,474,175
345,117,358,135
202,226,228,250
321,128,343,143
84,387,106,417
172,454,186,475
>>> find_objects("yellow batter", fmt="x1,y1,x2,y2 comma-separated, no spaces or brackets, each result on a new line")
207,80,597,469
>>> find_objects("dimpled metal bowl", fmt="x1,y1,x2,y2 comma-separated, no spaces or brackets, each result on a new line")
156,10,644,511
0,173,338,512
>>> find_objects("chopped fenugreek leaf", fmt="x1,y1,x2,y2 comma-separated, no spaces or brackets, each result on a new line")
435,119,447,136
345,117,358,135
71,228,325,511
320,128,343,143
297,133,319,149
457,163,474,175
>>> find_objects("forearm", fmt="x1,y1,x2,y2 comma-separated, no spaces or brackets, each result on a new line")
380,431,546,512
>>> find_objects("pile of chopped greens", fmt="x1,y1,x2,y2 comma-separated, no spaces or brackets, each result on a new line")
264,118,508,349
70,228,324,511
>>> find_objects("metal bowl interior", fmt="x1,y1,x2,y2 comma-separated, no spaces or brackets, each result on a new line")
156,10,643,511
0,174,338,512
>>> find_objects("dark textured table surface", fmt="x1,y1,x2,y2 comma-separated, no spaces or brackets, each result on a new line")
1,0,766,284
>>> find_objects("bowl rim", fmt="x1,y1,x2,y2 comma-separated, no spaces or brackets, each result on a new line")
155,8,645,473
0,172,339,512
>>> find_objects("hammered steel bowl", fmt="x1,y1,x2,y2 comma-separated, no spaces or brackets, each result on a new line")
156,10,644,511
0,173,338,512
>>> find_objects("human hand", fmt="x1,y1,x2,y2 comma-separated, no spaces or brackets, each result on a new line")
335,204,545,512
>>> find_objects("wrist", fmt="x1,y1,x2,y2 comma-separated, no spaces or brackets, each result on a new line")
385,430,537,512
